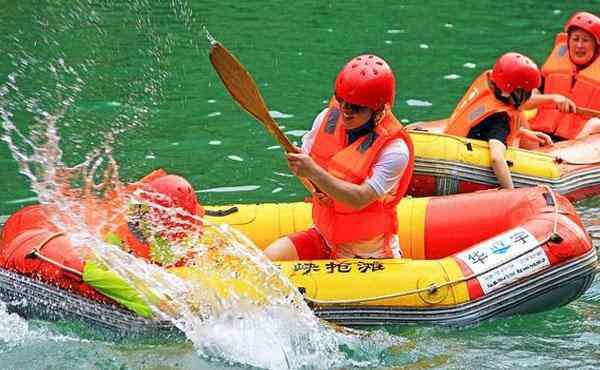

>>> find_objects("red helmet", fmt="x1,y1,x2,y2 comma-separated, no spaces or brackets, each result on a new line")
145,175,201,216
564,11,600,45
490,53,541,93
139,175,204,241
334,54,395,111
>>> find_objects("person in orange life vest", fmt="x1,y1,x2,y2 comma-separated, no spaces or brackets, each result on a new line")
444,52,553,189
105,173,205,266
264,55,414,261
521,11,600,144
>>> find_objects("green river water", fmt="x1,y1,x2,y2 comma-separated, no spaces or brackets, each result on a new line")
1,1,600,369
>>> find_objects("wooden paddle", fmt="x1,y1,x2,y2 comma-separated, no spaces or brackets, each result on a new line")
209,41,317,194
576,106,600,118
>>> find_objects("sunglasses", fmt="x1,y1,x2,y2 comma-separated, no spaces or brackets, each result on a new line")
336,96,368,114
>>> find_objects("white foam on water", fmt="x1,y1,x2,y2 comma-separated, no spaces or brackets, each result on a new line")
207,112,221,117
267,145,280,150
385,40,393,44
406,99,433,107
0,302,89,349
401,119,410,124
208,140,222,145
227,155,244,161
553,9,561,14
444,74,461,80
198,185,261,193
171,142,180,146
207,99,216,103
445,23,454,28
464,62,476,68
145,153,156,159
387,29,405,34
285,130,308,137
272,187,283,193
269,111,294,119
419,44,429,49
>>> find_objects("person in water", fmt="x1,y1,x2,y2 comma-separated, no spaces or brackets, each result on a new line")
264,54,414,261
444,52,552,189
521,11,600,144
104,170,205,266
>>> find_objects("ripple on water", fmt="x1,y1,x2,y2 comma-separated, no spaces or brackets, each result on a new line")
269,111,293,119
227,155,244,161
406,99,433,107
444,74,461,80
5,196,38,205
197,185,261,193
285,130,308,137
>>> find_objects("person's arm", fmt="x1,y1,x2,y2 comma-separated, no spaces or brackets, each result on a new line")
519,127,553,146
488,139,514,189
521,93,576,113
286,152,379,209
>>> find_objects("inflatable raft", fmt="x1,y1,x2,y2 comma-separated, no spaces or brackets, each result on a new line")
405,120,600,201
0,187,596,336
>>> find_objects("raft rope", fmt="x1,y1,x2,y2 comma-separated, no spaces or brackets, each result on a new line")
554,157,600,166
302,185,566,305
26,232,83,277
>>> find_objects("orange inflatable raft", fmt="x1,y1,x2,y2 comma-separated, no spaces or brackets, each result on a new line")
0,187,596,336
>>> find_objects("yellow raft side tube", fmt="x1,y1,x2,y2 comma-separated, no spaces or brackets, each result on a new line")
410,131,561,180
205,200,471,308
276,258,470,308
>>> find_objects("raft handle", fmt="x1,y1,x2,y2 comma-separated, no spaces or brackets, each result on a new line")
549,233,563,244
465,142,473,151
205,207,239,217
543,192,555,206
26,248,83,277
506,160,514,167
24,232,83,278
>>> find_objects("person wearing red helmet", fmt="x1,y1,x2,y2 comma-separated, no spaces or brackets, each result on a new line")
264,54,414,261
444,52,552,189
522,11,600,142
105,172,205,266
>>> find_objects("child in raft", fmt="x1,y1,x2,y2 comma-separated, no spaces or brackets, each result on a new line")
443,52,553,189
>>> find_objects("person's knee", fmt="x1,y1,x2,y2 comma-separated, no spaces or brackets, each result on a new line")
264,237,298,261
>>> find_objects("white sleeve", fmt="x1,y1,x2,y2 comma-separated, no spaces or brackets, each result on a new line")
301,108,328,153
365,139,410,197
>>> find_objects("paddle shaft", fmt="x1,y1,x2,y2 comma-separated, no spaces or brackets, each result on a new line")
209,41,318,193
576,107,600,118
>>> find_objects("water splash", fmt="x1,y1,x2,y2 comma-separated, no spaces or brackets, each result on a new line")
0,2,406,368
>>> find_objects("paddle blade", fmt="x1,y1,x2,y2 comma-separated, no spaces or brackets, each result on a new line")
209,42,271,123
209,41,317,194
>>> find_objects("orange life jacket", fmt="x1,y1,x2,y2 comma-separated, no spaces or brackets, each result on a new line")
531,32,600,139
445,71,520,146
309,99,414,254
